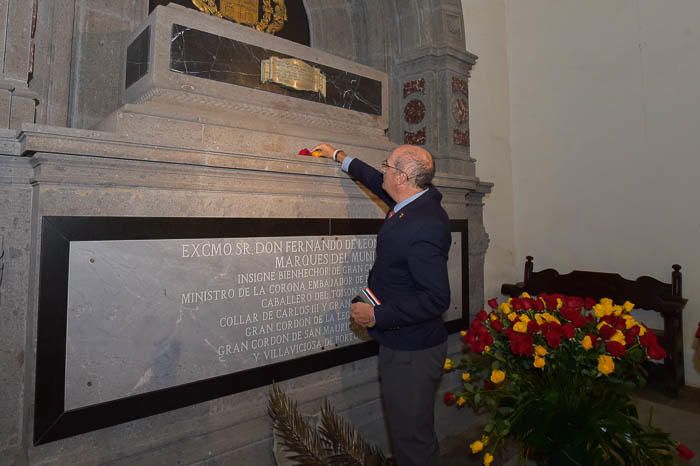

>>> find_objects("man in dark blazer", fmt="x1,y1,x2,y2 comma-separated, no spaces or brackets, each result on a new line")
312,143,451,466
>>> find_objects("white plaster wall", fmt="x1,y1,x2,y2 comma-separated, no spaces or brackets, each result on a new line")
463,0,700,387
462,0,517,303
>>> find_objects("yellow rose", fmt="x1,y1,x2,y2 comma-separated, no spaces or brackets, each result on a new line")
533,355,545,369
489,313,498,321
459,330,467,337
582,335,593,350
499,302,512,314
507,312,518,322
534,313,545,325
623,315,637,329
513,321,528,333
481,435,489,446
443,358,453,371
470,440,484,454
610,330,626,346
518,314,531,323
535,345,548,357
556,297,563,309
612,305,623,316
484,452,494,466
600,298,613,307
593,304,607,318
484,345,491,353
462,372,471,382
520,292,531,298
597,354,615,375
638,325,647,336
623,300,635,313
456,396,466,407
490,369,506,384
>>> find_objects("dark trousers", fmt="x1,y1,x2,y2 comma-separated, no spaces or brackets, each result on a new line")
378,341,447,466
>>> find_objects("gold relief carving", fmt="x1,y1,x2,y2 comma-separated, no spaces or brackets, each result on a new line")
221,0,259,26
261,57,326,97
191,0,287,34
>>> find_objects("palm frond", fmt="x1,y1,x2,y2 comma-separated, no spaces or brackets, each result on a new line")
318,399,388,466
268,383,328,466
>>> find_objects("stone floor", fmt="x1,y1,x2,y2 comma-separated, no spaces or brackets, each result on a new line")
438,386,700,466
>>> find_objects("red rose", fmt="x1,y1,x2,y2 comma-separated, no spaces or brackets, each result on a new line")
510,333,534,356
598,324,616,340
546,332,562,349
639,330,658,348
605,341,626,357
471,320,484,332
624,325,640,344
443,392,456,406
542,295,558,310
490,319,504,332
298,148,311,156
476,310,488,322
562,323,576,339
677,443,695,460
487,298,499,310
563,296,583,310
647,344,666,360
527,320,540,334
511,298,522,310
583,297,597,309
521,299,533,311
533,299,545,312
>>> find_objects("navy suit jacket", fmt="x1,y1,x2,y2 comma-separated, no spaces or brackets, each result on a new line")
348,158,451,350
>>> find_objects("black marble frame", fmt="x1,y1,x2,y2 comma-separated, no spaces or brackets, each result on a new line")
34,216,468,444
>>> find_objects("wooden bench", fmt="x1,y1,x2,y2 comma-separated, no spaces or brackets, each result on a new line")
501,256,687,395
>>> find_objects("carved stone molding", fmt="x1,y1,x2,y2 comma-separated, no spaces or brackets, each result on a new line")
469,223,490,257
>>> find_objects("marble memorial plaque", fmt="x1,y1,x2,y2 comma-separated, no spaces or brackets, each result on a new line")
64,233,462,410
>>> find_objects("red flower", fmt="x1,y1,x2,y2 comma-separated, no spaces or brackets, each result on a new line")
639,330,658,348
677,443,695,460
510,333,534,356
443,392,456,406
563,296,584,310
542,294,558,310
624,325,640,344
511,298,523,310
476,310,488,322
599,324,616,340
533,299,545,312
605,341,626,357
647,344,666,360
298,148,312,156
560,323,575,339
487,298,499,310
490,319,504,332
583,297,597,309
521,299,533,311
546,331,562,349
526,320,540,334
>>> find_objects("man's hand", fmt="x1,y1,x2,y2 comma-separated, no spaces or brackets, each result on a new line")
310,143,336,159
311,143,346,163
351,302,375,328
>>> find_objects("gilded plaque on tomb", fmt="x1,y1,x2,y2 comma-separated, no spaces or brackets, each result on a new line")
220,0,258,26
261,57,326,97
191,0,287,34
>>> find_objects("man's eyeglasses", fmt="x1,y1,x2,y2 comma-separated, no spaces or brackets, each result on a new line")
381,159,410,178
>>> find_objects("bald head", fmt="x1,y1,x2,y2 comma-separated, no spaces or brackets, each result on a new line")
392,145,435,189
